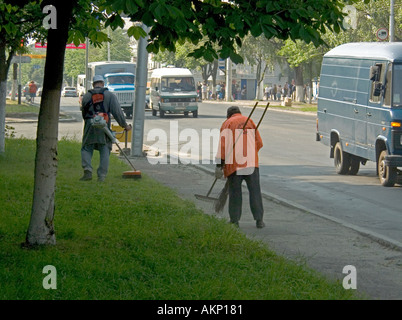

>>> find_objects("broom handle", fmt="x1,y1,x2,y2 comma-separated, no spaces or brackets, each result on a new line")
114,141,138,171
256,102,269,130
226,101,259,158
206,177,218,196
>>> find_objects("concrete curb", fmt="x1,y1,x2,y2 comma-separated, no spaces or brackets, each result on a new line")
191,162,402,252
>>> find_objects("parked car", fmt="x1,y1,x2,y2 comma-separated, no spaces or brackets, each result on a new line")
8,90,18,98
62,86,78,97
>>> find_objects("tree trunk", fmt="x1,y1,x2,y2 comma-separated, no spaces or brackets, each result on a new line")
255,59,267,100
294,65,304,102
211,59,218,96
25,1,75,246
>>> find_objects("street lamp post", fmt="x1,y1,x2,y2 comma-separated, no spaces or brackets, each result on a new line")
390,0,395,42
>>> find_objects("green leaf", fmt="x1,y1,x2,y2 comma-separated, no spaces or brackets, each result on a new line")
250,23,262,37
229,51,243,64
175,18,188,33
125,1,138,15
134,0,145,7
127,26,147,40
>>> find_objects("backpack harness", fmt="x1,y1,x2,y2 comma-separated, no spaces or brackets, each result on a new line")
82,88,110,124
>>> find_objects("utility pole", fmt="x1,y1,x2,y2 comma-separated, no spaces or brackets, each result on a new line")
85,37,89,92
18,54,22,104
107,27,111,61
390,0,395,42
131,24,150,157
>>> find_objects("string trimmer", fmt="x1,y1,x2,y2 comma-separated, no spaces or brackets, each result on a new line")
91,115,141,179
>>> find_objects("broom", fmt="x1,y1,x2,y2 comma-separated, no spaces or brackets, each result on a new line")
214,102,269,213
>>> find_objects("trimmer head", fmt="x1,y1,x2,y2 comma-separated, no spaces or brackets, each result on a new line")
122,170,142,179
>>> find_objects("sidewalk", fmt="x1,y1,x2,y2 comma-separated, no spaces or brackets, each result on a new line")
127,153,402,300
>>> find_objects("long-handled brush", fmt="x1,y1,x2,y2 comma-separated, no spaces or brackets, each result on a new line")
92,115,141,179
214,102,269,213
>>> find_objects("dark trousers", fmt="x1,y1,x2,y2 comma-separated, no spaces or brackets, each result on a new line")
227,168,264,223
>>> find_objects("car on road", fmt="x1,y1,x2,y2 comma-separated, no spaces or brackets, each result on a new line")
62,86,78,97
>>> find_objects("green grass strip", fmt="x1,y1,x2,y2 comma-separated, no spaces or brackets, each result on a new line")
0,138,358,300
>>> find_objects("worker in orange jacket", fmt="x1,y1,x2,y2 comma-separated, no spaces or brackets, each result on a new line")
215,106,265,228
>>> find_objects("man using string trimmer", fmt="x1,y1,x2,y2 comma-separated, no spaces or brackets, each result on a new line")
80,75,132,182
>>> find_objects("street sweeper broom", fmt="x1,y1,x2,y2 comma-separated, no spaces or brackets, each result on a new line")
91,115,142,179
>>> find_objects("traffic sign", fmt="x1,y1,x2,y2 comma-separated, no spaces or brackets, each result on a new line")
11,55,31,64
218,58,225,70
376,28,389,41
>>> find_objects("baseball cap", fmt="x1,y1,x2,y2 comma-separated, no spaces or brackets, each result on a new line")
93,75,104,83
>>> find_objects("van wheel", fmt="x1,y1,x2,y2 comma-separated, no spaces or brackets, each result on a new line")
193,110,198,118
334,142,350,175
378,150,397,187
349,155,360,175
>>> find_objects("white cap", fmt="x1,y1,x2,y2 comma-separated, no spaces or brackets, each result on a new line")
93,75,104,83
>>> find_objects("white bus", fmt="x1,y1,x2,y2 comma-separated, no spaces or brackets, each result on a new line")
150,67,199,118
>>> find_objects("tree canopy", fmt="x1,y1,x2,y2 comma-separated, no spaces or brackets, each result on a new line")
101,0,368,64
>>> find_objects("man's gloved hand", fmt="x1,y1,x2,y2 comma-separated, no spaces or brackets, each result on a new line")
215,166,224,179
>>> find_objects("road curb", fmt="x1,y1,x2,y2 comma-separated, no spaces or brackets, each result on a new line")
191,163,402,252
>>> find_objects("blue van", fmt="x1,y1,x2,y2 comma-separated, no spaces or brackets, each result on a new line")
316,42,402,187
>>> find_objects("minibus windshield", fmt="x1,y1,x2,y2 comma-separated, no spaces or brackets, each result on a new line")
161,77,195,92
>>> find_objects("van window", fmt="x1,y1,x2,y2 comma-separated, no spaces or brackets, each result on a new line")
161,77,195,92
393,64,402,107
369,63,386,103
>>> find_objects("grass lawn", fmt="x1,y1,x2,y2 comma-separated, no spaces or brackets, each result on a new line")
0,138,359,300
5,98,39,114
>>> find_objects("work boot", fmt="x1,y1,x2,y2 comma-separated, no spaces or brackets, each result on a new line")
97,175,105,182
79,170,92,181
256,220,265,229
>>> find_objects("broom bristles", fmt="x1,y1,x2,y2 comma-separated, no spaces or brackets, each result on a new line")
214,180,229,213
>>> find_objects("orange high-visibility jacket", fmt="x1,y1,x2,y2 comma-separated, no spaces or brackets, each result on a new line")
217,113,263,177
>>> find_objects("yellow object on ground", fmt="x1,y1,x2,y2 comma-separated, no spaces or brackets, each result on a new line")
111,124,132,143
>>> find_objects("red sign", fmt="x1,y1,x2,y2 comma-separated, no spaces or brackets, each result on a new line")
35,43,86,49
